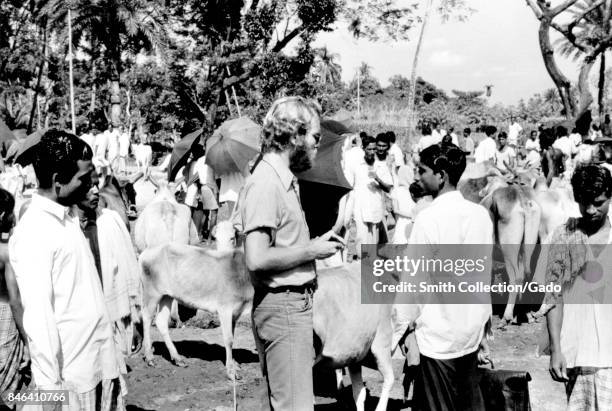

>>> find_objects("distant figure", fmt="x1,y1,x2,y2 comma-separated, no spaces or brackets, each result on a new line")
463,127,475,155
386,130,405,171
508,116,523,147
448,127,459,146
107,125,120,167
415,124,437,154
474,125,497,164
525,130,540,152
494,131,516,174
118,127,131,174
431,121,443,144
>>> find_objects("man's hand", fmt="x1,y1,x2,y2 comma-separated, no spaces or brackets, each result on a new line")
549,350,568,382
309,231,345,260
477,339,492,366
319,230,346,247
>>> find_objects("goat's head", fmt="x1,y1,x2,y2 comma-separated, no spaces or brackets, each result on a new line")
211,220,237,251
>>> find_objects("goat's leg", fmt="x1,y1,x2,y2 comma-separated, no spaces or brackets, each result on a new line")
142,286,161,366
498,212,524,328
156,296,187,367
219,306,241,380
348,364,366,411
371,338,394,411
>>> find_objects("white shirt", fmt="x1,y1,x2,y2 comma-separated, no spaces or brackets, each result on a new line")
553,136,573,158
9,195,119,392
343,146,365,186
569,132,582,150
94,132,108,159
118,132,131,157
402,191,493,360
106,129,120,160
474,137,497,163
508,122,522,145
525,138,540,152
495,146,516,172
450,133,459,146
219,171,245,203
388,143,405,167
526,150,541,170
81,133,95,150
431,129,443,144
464,136,475,154
195,156,216,188
416,135,437,153
351,158,391,224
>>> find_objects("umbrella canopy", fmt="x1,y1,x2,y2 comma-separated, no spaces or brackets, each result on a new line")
205,117,261,176
167,128,203,181
0,118,15,144
14,128,47,166
296,120,352,238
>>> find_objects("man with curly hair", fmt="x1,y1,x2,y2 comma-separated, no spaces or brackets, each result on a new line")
238,96,345,410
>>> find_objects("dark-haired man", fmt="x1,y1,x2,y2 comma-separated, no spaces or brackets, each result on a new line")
544,165,612,410
474,125,497,164
396,143,494,410
463,128,475,155
9,130,123,409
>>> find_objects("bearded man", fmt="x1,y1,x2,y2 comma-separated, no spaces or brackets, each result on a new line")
238,96,345,410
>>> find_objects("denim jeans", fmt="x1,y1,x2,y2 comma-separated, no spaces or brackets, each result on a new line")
252,287,315,411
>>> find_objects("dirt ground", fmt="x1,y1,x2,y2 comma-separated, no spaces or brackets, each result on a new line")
124,312,566,411
127,166,566,410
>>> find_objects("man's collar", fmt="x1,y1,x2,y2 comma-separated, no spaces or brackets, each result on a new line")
431,190,462,206
262,152,296,191
31,193,71,221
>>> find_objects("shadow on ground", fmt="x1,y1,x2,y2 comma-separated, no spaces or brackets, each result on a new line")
152,340,259,365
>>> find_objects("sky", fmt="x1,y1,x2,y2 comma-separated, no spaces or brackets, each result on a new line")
312,0,581,106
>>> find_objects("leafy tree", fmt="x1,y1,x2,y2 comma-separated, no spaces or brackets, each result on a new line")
312,46,342,86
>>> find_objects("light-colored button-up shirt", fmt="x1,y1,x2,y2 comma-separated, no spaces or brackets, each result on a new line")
403,191,494,360
351,158,392,224
9,194,119,392
416,135,437,153
474,136,497,164
239,153,315,288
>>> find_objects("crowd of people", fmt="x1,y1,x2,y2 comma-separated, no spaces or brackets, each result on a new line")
0,98,610,411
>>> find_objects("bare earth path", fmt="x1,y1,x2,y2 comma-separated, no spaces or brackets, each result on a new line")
125,314,566,411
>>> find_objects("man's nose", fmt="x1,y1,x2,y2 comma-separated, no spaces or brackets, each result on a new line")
586,204,598,215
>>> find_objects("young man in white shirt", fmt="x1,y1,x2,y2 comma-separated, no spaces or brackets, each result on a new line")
494,131,516,174
396,143,493,410
415,124,437,155
386,130,405,172
463,127,475,155
474,125,498,164
431,122,443,144
508,116,523,147
9,131,123,409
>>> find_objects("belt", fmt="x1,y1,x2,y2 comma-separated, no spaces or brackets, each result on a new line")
257,281,317,294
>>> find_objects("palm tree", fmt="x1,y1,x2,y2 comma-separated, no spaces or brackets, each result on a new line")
43,0,168,127
313,47,342,86
554,0,610,117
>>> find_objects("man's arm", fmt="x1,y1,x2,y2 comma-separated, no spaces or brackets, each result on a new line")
4,263,26,342
546,304,568,381
245,229,342,273
9,234,63,389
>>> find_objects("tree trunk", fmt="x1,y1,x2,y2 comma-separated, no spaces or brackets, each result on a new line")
68,9,76,134
537,17,575,119
575,57,597,122
110,43,123,127
406,0,434,147
598,52,606,118
27,21,47,134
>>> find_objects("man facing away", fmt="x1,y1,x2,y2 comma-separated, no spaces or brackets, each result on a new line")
474,125,498,164
9,130,123,410
395,143,493,410
238,96,344,411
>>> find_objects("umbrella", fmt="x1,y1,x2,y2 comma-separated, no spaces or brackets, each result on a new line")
14,128,47,166
0,118,15,144
296,120,353,238
205,117,261,175
167,128,204,181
